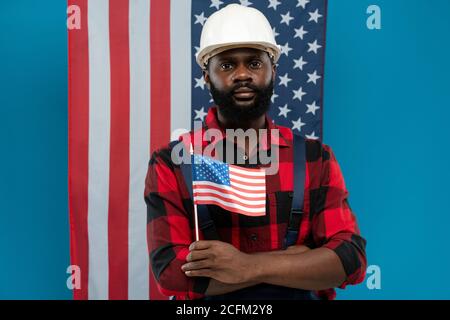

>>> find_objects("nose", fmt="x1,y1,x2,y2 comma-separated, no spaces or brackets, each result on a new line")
232,63,253,83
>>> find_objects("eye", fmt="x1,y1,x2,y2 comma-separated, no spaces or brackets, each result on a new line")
250,60,262,69
220,63,233,70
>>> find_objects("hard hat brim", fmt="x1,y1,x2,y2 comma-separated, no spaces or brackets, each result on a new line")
196,42,281,69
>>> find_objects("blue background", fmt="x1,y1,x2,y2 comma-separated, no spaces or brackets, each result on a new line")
0,0,449,299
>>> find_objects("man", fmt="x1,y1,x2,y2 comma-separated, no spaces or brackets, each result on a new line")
144,4,366,300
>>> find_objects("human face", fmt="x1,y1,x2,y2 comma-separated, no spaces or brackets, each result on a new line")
204,48,276,124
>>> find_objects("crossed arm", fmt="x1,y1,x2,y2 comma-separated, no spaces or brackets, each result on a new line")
182,241,346,296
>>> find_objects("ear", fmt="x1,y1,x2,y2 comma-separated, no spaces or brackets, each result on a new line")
271,63,277,83
203,70,211,90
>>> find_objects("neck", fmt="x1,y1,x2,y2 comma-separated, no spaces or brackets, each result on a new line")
216,109,268,158
216,109,267,131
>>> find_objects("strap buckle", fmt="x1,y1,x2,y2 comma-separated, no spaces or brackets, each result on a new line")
290,208,304,216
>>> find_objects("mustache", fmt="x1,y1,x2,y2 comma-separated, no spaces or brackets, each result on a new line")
229,82,260,94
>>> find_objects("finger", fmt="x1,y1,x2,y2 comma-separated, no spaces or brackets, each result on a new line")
182,260,211,271
184,269,213,278
186,250,212,262
189,240,214,251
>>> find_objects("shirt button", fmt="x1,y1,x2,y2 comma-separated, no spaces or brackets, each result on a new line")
250,234,258,241
243,155,248,161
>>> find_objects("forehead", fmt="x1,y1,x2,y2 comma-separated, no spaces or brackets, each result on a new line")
212,48,269,62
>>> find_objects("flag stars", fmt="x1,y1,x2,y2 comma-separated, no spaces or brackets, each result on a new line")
210,0,223,10
306,131,319,140
308,9,323,23
279,73,292,87
307,40,322,54
195,77,206,90
306,101,320,115
272,27,280,39
268,0,281,10
294,25,308,40
292,117,306,132
278,104,291,118
194,46,201,57
239,0,253,6
192,2,324,142
297,0,310,9
194,107,208,121
307,70,322,85
271,92,279,103
280,11,294,26
280,42,293,57
194,12,208,26
293,56,308,70
293,87,307,101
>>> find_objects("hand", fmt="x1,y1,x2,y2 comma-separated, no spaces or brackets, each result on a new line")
182,240,255,284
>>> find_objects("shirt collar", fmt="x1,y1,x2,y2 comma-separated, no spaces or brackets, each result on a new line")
202,107,290,151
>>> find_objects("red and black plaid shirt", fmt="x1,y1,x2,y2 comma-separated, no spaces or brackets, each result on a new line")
145,107,367,300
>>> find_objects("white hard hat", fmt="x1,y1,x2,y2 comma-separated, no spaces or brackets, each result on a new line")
196,4,281,69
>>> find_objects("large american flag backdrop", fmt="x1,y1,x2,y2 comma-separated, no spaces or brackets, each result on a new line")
68,0,327,300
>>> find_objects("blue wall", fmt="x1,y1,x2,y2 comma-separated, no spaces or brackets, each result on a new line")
0,1,71,299
0,0,449,299
325,0,450,299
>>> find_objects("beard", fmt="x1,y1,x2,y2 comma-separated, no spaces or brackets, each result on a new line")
209,79,274,125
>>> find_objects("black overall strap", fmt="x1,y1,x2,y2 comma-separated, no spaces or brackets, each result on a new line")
171,140,220,241
283,134,306,249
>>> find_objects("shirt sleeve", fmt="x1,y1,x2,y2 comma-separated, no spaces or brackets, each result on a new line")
311,144,367,289
144,146,210,300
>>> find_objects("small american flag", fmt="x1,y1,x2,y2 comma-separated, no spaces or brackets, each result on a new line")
192,154,266,216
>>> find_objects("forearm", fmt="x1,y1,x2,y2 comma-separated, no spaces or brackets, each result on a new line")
248,247,346,291
204,245,310,295
184,241,346,292
205,279,259,296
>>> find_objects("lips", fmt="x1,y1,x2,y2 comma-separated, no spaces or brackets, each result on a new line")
233,87,255,100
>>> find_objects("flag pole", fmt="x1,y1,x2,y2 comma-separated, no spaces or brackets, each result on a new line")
194,202,200,242
190,143,200,242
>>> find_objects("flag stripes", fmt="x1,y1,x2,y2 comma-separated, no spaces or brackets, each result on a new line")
150,0,171,153
86,0,111,300
193,162,267,217
69,0,194,300
128,0,151,301
108,0,130,300
68,0,89,301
